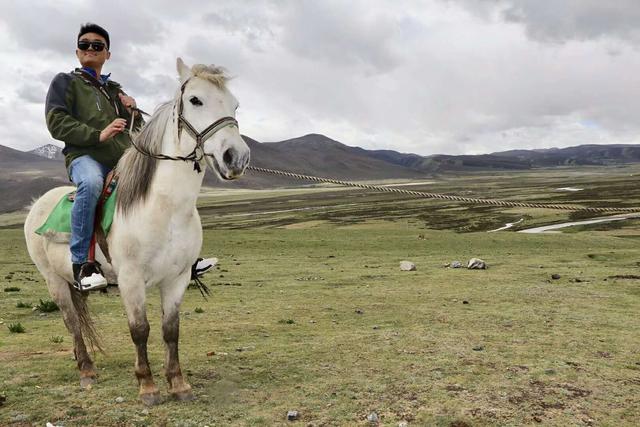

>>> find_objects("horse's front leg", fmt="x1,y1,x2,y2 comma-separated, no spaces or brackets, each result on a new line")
160,276,194,401
119,271,162,405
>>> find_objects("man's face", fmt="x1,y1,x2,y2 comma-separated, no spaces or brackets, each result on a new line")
75,32,110,69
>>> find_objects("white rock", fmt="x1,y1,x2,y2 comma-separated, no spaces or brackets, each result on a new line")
400,261,416,271
367,412,379,424
115,396,124,403
467,258,487,269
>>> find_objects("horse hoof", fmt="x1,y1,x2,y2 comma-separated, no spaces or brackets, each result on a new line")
80,376,96,390
171,390,195,401
140,392,163,406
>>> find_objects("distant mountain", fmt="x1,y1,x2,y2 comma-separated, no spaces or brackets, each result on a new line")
0,144,61,168
490,144,640,166
367,150,532,172
254,133,422,179
204,134,425,189
29,144,64,160
0,145,68,214
367,144,640,173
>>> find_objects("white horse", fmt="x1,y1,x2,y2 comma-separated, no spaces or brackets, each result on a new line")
24,58,250,405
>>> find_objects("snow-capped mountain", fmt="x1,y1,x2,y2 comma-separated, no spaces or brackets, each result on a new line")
29,144,64,160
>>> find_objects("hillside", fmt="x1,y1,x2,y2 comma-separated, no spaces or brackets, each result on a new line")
491,144,640,166
0,145,68,213
0,144,62,168
204,134,427,189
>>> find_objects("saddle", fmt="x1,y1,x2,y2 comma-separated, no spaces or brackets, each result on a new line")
35,171,117,265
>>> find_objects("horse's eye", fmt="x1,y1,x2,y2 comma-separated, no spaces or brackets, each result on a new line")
189,96,203,106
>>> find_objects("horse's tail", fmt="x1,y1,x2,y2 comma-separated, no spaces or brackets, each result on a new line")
69,284,104,354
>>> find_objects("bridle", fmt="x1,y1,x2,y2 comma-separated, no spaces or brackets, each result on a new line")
129,77,239,173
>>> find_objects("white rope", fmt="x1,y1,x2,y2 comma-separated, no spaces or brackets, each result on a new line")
247,166,640,213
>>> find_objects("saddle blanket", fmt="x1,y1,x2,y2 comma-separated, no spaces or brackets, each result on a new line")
35,188,117,238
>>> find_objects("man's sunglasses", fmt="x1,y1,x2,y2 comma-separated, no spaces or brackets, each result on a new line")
77,40,106,52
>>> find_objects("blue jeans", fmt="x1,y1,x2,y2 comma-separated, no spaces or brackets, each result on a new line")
69,155,111,264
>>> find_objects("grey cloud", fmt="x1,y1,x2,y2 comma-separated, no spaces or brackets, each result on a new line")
202,7,276,52
451,0,640,44
502,0,640,44
16,81,47,104
0,0,166,55
278,1,404,73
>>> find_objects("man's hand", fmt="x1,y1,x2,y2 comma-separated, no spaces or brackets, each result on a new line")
119,93,137,114
100,118,127,142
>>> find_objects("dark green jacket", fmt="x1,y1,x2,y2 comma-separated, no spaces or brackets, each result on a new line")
45,69,144,173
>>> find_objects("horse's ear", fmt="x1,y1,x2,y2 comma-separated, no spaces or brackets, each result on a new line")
176,57,191,84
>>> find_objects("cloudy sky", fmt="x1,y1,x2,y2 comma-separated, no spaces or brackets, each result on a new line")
2,0,640,155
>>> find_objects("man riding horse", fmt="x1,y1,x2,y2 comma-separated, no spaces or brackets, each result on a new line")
45,23,214,291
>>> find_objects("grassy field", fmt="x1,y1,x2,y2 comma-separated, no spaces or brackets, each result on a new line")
1,166,640,426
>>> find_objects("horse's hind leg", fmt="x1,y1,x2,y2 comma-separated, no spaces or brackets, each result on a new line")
119,274,161,405
46,273,97,389
160,279,194,401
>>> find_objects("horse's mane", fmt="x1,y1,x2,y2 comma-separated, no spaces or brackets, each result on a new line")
191,64,230,88
115,64,231,216
115,101,173,216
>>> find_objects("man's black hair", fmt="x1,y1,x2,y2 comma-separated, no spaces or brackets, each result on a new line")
78,23,110,50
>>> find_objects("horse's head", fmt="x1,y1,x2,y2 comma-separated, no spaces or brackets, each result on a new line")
176,58,250,180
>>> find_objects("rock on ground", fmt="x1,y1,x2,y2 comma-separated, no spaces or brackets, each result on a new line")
400,261,416,271
467,258,487,269
11,414,28,422
367,412,379,424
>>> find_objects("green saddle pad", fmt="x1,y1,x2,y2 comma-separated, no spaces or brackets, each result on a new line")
35,188,118,236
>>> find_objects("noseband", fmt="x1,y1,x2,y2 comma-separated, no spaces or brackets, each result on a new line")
130,77,238,173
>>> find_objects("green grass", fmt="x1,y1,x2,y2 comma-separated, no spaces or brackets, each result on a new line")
35,299,59,313
1,166,639,425
7,322,25,333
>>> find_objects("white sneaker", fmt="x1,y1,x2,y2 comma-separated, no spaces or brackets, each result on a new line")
73,262,108,292
193,257,218,278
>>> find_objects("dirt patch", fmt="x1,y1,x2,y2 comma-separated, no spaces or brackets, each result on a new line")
445,384,466,393
506,380,592,422
558,383,591,398
191,369,221,381
507,365,530,374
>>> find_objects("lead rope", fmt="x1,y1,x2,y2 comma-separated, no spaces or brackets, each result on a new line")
246,166,640,213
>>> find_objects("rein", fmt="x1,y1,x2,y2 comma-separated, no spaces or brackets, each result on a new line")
128,78,238,173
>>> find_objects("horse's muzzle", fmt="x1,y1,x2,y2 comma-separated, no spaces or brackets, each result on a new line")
209,148,250,180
